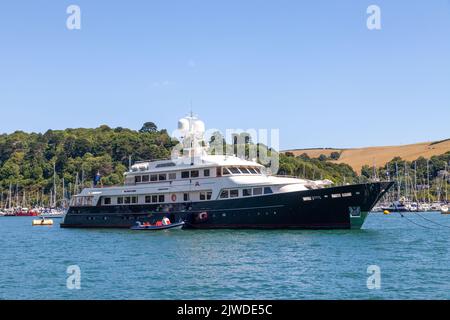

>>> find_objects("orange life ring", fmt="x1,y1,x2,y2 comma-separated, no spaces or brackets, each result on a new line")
171,194,177,202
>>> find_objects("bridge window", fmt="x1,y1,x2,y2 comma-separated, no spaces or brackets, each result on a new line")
222,168,231,175
168,173,176,180
150,174,158,182
117,197,123,204
124,197,131,204
152,195,158,203
135,176,142,183
230,189,239,198
159,174,167,181
204,169,210,177
207,192,212,200
264,187,273,194
104,197,111,205
248,168,257,174
145,196,151,203
240,167,250,174
243,188,252,197
229,167,240,174
183,193,190,202
132,196,138,204
142,175,150,182
159,195,165,203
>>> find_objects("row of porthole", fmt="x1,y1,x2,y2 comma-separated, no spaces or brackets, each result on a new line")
211,211,278,218
86,216,138,220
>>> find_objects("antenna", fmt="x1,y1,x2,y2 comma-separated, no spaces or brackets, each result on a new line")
189,100,194,118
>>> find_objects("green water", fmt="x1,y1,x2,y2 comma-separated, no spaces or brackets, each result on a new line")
0,213,449,300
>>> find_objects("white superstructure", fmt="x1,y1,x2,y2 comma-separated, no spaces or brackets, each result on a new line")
70,115,332,208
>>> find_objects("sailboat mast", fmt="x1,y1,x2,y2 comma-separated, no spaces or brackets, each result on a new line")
427,160,430,203
8,183,12,209
446,162,448,203
395,162,400,200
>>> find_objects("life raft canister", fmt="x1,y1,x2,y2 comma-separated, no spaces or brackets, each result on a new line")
171,194,177,202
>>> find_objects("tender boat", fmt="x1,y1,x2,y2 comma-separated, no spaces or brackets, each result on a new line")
32,218,54,226
131,221,185,231
61,115,393,230
441,205,449,214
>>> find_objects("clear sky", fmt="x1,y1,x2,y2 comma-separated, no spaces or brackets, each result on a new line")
0,0,449,150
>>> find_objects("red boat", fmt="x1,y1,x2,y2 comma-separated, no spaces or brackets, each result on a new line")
15,208,40,217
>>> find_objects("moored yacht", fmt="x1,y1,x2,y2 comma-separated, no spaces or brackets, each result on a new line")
61,116,393,229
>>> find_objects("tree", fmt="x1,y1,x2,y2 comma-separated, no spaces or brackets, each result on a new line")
330,152,341,160
139,122,158,133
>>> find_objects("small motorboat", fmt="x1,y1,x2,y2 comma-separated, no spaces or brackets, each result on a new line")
441,205,449,214
131,221,185,231
32,218,54,226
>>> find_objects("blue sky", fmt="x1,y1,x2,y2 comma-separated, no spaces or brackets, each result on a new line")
0,0,449,150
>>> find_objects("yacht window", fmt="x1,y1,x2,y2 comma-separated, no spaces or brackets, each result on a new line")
200,192,206,201
152,195,158,203
181,171,190,179
142,175,150,182
220,190,229,199
183,193,190,202
203,169,210,177
145,196,151,203
229,167,240,174
254,168,261,174
264,187,273,195
159,195,165,203
216,167,222,177
168,173,176,180
243,189,252,197
117,197,123,204
124,197,131,204
135,176,142,183
230,189,239,198
248,168,258,174
191,170,199,178
150,175,158,182
104,197,111,205
159,174,167,181
207,192,212,200
240,167,250,174
253,188,263,196
222,168,231,175
132,196,138,204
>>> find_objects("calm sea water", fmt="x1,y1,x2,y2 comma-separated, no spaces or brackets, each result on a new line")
1,213,449,300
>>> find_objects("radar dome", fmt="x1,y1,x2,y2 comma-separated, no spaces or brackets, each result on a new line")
178,118,190,133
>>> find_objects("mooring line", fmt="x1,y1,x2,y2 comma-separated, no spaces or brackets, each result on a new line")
398,212,435,229
411,211,450,229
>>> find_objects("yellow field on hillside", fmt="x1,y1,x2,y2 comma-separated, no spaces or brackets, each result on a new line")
284,139,450,173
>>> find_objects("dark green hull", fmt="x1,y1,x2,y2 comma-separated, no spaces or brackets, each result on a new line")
61,182,393,230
